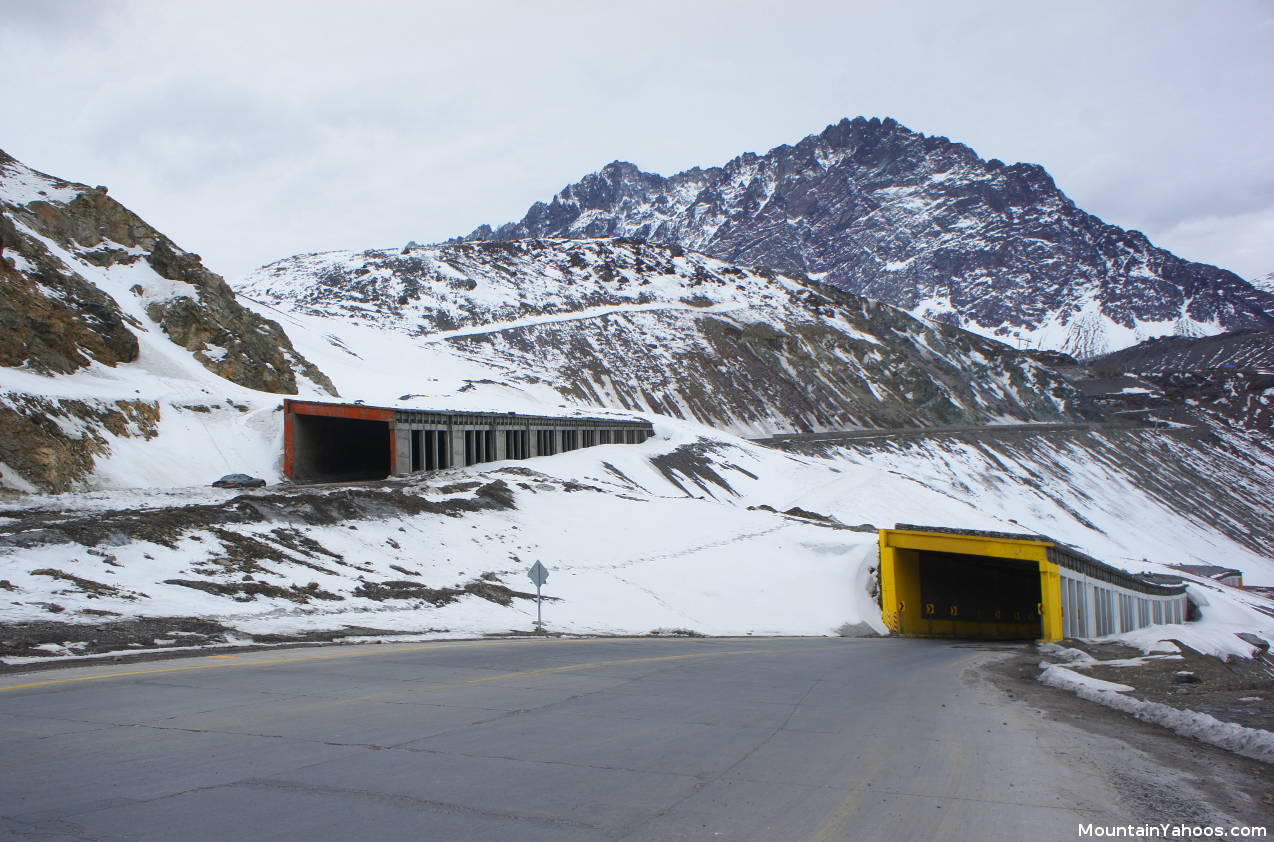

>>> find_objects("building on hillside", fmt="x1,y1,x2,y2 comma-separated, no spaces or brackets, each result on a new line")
1169,564,1244,588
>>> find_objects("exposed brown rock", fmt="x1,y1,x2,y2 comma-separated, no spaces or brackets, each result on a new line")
0,395,160,493
0,148,336,395
0,209,138,373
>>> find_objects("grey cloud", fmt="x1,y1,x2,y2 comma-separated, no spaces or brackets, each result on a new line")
0,0,111,34
3,0,1272,280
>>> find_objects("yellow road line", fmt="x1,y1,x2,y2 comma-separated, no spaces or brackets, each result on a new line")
0,637,808,693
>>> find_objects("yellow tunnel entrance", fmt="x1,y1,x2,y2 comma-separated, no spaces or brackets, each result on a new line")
879,528,1064,640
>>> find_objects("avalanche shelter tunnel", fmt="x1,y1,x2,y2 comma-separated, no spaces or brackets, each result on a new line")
283,399,655,483
878,525,1188,641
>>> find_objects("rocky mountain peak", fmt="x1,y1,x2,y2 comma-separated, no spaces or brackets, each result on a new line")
464,117,1274,357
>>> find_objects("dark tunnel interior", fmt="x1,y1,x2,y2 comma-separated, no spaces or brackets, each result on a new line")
292,414,391,482
918,551,1042,636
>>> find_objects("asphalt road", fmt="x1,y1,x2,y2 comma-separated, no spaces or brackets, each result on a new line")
0,638,1247,840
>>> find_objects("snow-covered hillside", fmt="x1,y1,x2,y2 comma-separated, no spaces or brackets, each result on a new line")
2,415,1270,664
467,117,1274,357
240,237,1094,436
1093,330,1274,372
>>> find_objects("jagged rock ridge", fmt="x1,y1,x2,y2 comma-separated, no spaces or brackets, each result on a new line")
465,117,1274,357
242,237,1099,434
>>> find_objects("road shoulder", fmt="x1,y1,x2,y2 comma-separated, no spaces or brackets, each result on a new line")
976,645,1273,830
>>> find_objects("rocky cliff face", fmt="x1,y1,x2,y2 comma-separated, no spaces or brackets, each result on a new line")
0,150,337,493
466,117,1274,357
0,150,335,394
0,193,139,374
243,237,1099,434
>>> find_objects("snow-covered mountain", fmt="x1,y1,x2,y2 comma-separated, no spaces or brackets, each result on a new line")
2,152,1272,661
0,150,336,492
241,237,1095,435
465,117,1274,358
1253,273,1274,294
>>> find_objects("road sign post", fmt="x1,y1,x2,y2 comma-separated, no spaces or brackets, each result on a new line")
527,562,549,630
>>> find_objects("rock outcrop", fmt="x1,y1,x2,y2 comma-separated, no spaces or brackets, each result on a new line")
0,149,337,493
0,149,335,394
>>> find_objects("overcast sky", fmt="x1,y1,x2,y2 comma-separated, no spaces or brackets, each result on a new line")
4,0,1273,281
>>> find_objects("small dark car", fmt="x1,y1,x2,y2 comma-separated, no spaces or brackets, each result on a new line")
211,473,267,489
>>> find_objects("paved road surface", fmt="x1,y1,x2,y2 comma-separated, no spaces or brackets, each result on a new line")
0,638,1243,840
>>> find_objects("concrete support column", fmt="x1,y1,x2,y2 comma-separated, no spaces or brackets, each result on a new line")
450,425,465,469
495,427,507,461
392,422,410,475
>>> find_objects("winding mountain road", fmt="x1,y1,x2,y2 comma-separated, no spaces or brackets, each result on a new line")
750,420,1166,448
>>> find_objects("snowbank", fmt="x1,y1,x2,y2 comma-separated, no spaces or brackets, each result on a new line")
1040,664,1274,764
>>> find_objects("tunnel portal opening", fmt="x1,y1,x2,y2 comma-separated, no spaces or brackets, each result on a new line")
880,528,1054,640
915,551,1042,639
291,413,391,482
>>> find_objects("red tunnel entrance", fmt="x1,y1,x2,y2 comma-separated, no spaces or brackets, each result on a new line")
284,400,395,482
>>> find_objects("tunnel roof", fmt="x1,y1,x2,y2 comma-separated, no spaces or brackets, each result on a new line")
285,399,654,428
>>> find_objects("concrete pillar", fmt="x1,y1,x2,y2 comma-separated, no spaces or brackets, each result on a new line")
495,427,507,461
1037,561,1064,642
392,422,410,475
450,424,465,469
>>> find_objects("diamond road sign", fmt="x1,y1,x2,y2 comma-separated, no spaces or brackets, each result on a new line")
528,561,549,587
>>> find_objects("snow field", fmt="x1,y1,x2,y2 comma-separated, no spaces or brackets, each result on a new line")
1,413,1271,667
